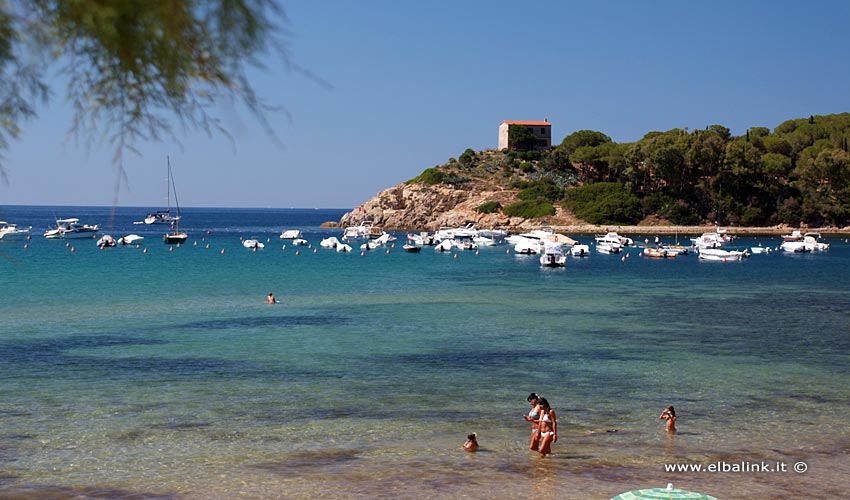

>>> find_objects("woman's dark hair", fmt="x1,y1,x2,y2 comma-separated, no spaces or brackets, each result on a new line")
527,393,539,402
538,397,550,409
666,405,676,417
467,433,477,441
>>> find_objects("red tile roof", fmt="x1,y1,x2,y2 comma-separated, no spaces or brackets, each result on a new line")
501,120,551,126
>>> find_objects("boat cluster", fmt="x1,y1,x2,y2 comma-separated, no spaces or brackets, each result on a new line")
3,217,837,265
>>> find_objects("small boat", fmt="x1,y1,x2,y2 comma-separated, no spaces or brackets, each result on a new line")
596,241,621,254
96,235,116,248
341,221,373,240
473,235,497,246
117,234,144,246
698,248,746,261
643,247,675,258
402,244,422,253
320,236,340,248
453,239,478,250
292,238,308,246
280,229,303,239
336,243,353,252
749,246,770,255
0,221,30,241
242,238,265,249
44,218,99,239
360,240,380,251
540,244,567,267
434,239,454,252
595,231,633,247
570,244,590,257
144,209,180,225
161,157,187,245
407,232,435,246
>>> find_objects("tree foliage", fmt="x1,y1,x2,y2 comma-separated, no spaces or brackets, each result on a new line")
507,124,538,151
0,0,293,179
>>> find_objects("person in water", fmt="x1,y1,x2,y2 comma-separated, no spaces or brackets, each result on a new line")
523,392,543,451
462,432,479,452
537,397,557,457
267,292,277,304
660,405,677,432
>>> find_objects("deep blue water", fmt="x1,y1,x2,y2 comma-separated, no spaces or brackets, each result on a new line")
1,205,849,500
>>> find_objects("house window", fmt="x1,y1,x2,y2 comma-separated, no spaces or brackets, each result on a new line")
541,128,547,134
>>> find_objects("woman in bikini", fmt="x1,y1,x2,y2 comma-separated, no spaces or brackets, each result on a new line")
537,397,557,456
522,393,543,451
660,405,677,433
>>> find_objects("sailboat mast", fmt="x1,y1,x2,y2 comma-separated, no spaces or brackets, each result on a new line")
167,156,171,212
169,157,181,222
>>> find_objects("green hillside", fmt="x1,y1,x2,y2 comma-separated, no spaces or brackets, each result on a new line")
408,113,850,227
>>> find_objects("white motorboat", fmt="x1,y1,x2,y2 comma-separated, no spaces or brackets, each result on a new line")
320,236,340,248
96,235,116,248
434,239,454,252
595,231,633,247
434,223,477,241
473,235,497,246
540,244,567,267
243,238,265,249
596,241,622,254
453,239,478,251
292,238,308,246
407,232,435,246
0,221,30,241
804,232,830,251
505,228,554,245
570,244,590,257
749,246,770,254
341,222,373,240
44,218,99,239
360,240,380,251
402,244,421,253
280,229,303,239
373,232,396,245
117,234,144,245
336,243,353,252
477,228,508,240
780,240,810,253
514,239,544,254
698,248,747,261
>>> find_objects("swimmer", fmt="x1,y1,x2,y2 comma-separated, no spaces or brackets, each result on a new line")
523,392,543,451
660,405,677,433
537,397,557,457
462,432,479,452
267,292,277,304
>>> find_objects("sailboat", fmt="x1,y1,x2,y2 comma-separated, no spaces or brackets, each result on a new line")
144,161,182,225
162,157,188,245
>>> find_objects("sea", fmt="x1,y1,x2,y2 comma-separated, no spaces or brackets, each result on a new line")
1,205,849,500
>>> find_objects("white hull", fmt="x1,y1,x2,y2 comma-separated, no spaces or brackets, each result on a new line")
280,229,303,239
570,244,590,257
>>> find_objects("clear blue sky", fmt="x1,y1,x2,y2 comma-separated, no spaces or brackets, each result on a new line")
3,0,850,208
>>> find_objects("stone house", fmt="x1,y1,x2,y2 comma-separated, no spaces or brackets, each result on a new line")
498,119,552,151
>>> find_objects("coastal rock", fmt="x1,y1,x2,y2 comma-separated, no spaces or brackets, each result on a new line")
339,182,516,231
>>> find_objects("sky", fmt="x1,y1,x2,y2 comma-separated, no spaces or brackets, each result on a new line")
3,0,850,209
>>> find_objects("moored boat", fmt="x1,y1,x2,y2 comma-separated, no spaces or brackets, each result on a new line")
44,218,99,239
0,221,30,241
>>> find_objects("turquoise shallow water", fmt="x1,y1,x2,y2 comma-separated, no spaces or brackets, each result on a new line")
1,206,850,499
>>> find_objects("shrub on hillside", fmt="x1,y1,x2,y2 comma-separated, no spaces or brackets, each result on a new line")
408,167,445,185
562,182,642,224
477,201,502,214
503,199,556,218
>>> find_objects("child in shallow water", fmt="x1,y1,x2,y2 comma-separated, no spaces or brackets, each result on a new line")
660,405,677,432
462,433,479,452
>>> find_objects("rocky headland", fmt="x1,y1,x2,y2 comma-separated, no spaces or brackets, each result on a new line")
331,150,850,237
